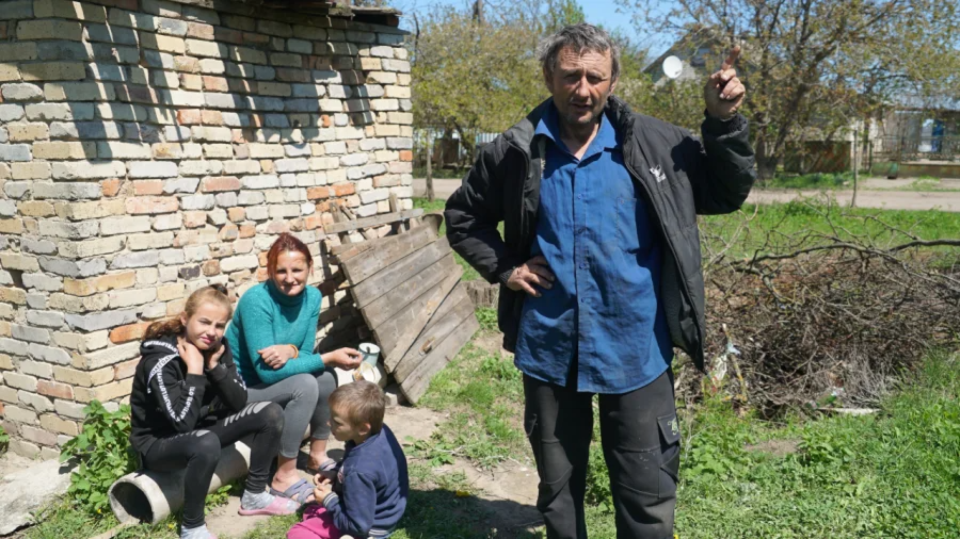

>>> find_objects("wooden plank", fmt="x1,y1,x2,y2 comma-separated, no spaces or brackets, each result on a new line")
363,255,457,330
341,224,439,285
323,209,423,234
399,314,480,404
329,216,443,260
392,288,473,380
350,236,451,309
372,264,459,363
380,267,463,370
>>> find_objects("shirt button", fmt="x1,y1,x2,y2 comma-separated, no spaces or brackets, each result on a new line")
577,194,583,200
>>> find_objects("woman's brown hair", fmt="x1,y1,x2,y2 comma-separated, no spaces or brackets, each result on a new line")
143,284,232,340
266,232,313,279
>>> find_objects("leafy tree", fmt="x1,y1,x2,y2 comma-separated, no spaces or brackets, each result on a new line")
617,0,960,178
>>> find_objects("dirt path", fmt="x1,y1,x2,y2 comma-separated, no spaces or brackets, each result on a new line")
413,178,960,212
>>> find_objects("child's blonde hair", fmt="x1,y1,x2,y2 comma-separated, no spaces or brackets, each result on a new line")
328,380,386,434
143,284,232,340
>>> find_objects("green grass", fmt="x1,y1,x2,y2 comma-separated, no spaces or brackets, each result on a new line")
416,196,960,277
700,199,960,260
759,172,852,190
408,333,960,538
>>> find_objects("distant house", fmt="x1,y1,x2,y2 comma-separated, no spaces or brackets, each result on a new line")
642,28,733,85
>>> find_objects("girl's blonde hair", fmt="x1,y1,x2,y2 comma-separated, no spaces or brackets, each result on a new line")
143,284,233,340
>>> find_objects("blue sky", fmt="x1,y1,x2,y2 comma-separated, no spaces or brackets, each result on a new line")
395,0,675,58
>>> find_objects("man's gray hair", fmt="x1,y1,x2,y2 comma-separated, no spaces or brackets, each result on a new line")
537,23,620,81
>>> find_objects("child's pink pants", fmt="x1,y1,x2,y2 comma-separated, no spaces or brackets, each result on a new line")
286,505,343,539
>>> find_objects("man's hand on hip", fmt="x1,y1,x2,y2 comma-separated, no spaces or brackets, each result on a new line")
704,46,746,120
506,256,555,298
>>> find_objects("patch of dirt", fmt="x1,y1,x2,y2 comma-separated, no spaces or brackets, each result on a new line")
744,439,800,457
0,452,34,478
445,459,540,527
474,330,512,358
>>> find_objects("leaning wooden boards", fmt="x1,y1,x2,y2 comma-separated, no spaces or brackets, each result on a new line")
332,214,478,403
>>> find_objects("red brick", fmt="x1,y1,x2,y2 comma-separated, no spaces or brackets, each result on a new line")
0,22,9,40
321,115,332,128
109,322,151,344
228,207,245,222
201,176,241,192
201,110,224,126
332,183,355,197
177,109,202,125
307,186,331,200
174,55,200,73
101,179,122,197
257,252,269,266
304,213,323,230
166,299,186,316
133,180,163,196
203,76,229,93
239,224,255,238
255,267,269,281
126,196,178,215
114,358,139,380
399,150,413,162
37,380,73,400
306,56,333,70
202,260,220,276
184,211,206,228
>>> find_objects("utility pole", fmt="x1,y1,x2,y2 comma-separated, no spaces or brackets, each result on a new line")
851,124,859,208
425,133,435,202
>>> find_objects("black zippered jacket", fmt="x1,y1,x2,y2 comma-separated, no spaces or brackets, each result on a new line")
444,96,756,371
129,333,248,455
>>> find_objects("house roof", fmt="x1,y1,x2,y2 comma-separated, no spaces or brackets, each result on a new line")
894,95,960,112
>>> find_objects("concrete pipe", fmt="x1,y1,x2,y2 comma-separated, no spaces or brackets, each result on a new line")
108,441,251,524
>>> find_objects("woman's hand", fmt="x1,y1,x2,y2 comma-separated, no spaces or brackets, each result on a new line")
206,342,226,371
177,338,205,375
258,344,297,370
322,347,362,370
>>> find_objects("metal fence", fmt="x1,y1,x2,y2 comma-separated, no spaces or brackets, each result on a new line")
874,135,960,162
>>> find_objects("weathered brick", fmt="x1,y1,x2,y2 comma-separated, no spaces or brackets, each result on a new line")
21,424,58,446
113,357,139,380
108,287,157,309
21,62,86,82
17,20,83,41
5,373,38,392
125,196,178,214
73,378,134,403
51,160,124,179
4,405,39,425
19,389,53,411
37,379,73,400
53,365,113,387
40,413,78,436
199,175,241,192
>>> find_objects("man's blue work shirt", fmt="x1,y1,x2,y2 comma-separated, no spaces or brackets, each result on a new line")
514,103,674,394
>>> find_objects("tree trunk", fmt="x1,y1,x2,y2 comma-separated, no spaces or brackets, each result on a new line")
850,126,859,208
755,138,778,180
426,135,435,202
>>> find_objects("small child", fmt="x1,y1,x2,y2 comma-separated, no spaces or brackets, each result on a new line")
287,381,409,539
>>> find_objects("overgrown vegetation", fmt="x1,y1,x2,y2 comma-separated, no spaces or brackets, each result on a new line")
0,424,9,454
60,401,138,515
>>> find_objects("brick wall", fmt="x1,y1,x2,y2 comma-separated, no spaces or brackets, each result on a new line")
0,0,412,458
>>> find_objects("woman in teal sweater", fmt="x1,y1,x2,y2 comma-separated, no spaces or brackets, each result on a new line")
226,233,361,504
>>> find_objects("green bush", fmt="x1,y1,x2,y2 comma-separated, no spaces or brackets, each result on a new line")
0,424,9,454
60,401,138,516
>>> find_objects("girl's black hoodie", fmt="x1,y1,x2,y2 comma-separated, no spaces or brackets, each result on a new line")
129,333,248,455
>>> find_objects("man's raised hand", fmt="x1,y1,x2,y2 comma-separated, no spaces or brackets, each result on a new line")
704,46,745,120
506,256,555,298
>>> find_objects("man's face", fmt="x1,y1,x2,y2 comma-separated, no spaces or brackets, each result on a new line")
544,46,617,129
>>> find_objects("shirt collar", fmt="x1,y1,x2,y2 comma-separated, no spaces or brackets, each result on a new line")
535,100,618,158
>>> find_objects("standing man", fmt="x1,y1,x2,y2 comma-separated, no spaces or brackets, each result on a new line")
444,23,755,539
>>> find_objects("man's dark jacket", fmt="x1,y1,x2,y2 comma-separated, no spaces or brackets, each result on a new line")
443,96,756,371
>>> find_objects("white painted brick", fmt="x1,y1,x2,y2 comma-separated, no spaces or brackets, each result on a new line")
51,161,125,180
128,161,178,178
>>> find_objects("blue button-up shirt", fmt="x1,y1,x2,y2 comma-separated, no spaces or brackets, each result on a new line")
514,103,673,394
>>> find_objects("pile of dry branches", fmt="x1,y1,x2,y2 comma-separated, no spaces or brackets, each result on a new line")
688,201,960,413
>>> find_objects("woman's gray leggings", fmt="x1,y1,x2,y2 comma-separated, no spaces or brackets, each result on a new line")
246,371,337,459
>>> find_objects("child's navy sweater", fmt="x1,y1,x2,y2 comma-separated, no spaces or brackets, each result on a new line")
322,424,409,537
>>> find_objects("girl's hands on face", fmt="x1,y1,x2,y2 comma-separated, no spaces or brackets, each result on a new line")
177,337,205,375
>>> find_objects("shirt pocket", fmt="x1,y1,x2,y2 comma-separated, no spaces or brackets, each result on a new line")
614,195,642,253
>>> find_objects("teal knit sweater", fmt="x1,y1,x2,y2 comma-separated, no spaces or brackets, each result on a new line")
226,280,324,386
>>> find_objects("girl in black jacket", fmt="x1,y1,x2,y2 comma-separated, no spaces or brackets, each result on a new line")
129,285,299,539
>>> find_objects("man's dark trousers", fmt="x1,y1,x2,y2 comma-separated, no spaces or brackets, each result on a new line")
523,369,680,539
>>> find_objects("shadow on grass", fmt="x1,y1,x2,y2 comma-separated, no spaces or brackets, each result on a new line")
395,487,541,539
